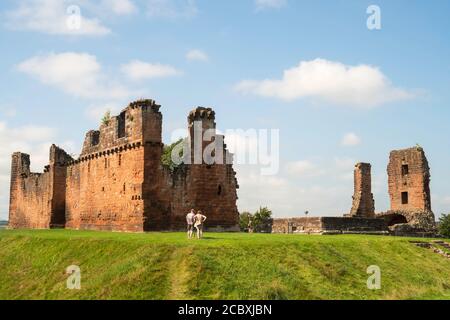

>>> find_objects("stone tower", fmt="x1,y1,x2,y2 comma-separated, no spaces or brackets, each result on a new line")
387,147,431,212
349,163,375,218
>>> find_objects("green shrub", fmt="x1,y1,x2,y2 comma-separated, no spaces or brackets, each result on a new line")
240,207,274,233
161,139,186,172
252,207,273,233
239,212,252,232
438,214,450,238
101,110,111,126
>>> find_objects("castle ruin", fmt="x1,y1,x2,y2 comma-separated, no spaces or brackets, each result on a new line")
8,99,239,232
272,146,436,236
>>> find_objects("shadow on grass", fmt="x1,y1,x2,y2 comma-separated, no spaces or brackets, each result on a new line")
198,236,224,241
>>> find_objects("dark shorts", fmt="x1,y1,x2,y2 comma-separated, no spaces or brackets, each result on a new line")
187,224,194,231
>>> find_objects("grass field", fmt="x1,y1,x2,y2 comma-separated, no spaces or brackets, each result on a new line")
0,229,449,300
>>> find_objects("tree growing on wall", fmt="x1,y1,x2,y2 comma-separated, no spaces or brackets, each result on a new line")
102,110,111,126
438,214,450,238
161,138,186,172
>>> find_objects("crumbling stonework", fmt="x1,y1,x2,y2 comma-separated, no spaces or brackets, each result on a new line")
9,99,239,232
273,147,437,237
349,163,375,218
272,217,388,235
379,146,436,235
387,147,431,212
8,146,72,229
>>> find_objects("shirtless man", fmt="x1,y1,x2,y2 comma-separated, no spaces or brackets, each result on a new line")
194,211,207,239
186,209,196,239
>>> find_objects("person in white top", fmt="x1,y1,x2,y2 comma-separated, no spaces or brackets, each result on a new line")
186,209,196,239
194,211,207,239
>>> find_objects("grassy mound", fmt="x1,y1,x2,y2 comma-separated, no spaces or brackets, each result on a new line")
0,230,449,300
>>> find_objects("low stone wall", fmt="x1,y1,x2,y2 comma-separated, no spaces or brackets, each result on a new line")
320,217,388,235
272,217,389,235
272,217,322,234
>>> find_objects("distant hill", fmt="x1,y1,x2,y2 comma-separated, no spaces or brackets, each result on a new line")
1,230,450,300
0,221,8,228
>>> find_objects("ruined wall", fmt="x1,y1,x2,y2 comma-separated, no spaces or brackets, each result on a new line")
272,217,388,235
166,164,239,231
384,146,436,234
349,163,375,218
65,144,145,232
320,217,387,235
144,107,239,231
272,217,322,234
66,100,162,232
8,145,71,229
387,147,432,212
9,100,239,232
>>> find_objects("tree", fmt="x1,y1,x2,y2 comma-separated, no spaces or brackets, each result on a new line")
438,214,450,238
161,139,185,172
239,212,253,232
101,110,111,126
252,207,273,233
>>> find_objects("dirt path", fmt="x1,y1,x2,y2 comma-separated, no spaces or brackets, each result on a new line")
167,246,193,300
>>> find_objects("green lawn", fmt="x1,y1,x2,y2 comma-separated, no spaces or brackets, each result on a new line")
0,229,449,300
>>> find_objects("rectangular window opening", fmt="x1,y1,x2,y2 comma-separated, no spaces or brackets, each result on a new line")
117,111,126,139
402,164,409,176
401,192,409,205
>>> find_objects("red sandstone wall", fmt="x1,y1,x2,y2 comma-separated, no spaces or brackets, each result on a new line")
167,164,239,231
387,147,431,212
9,145,69,229
9,170,52,229
349,163,375,217
65,145,145,232
272,217,322,234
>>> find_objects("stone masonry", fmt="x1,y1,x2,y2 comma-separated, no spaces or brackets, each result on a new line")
271,217,388,235
273,146,436,236
349,163,375,218
378,146,436,235
387,146,431,212
8,99,239,232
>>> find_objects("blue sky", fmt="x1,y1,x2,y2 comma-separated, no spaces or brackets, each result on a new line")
1,0,449,220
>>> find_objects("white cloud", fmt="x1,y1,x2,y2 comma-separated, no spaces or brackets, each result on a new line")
5,0,111,36
255,0,287,11
101,0,137,15
285,160,325,177
235,58,413,108
121,60,182,81
147,0,198,19
18,52,134,100
186,49,209,62
341,132,361,146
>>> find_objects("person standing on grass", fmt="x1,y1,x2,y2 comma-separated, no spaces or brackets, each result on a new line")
194,211,207,239
186,209,196,239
